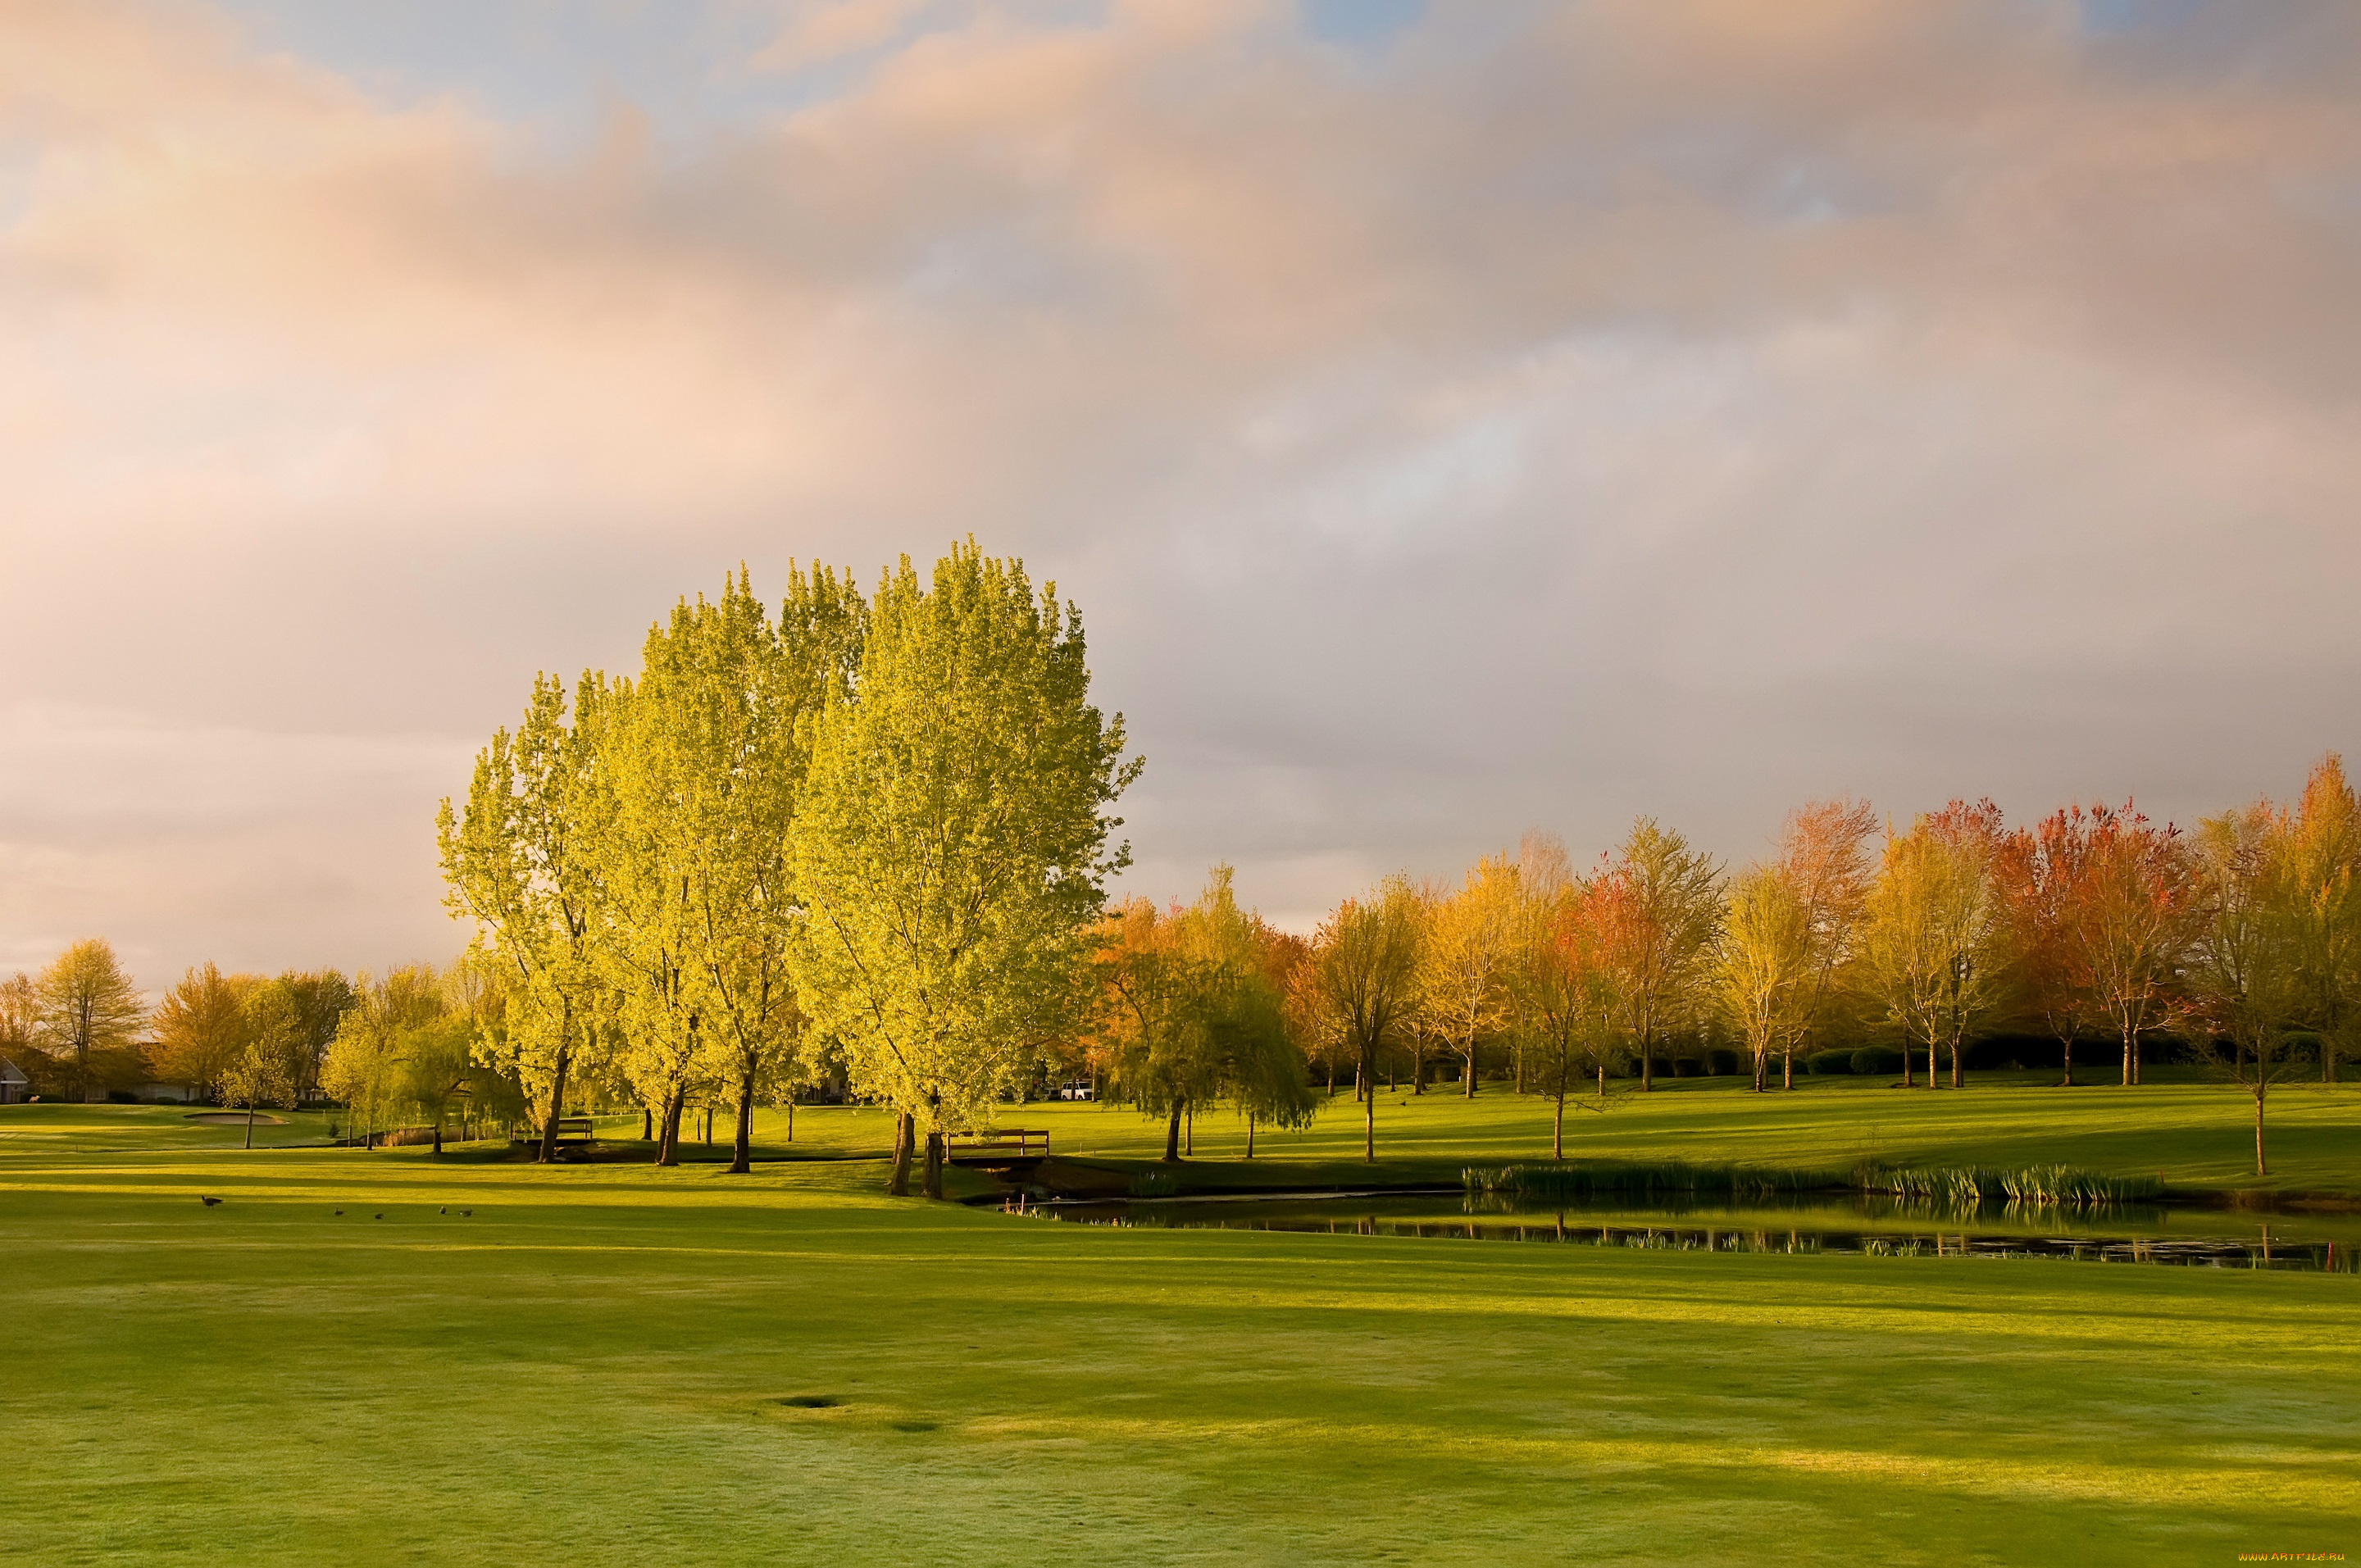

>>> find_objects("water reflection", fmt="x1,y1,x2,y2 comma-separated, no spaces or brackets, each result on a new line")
1035,1193,2359,1272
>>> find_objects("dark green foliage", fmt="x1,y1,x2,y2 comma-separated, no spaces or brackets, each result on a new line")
1850,1047,1904,1075
1804,1050,1854,1075
1704,1049,1741,1077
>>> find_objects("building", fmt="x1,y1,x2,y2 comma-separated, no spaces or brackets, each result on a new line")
0,1057,30,1104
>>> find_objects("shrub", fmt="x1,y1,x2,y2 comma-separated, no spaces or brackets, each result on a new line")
1671,1057,1702,1078
1804,1050,1854,1075
1705,1048,1741,1077
1850,1047,1904,1076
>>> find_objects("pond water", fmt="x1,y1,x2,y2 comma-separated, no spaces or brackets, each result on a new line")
1033,1191,2361,1272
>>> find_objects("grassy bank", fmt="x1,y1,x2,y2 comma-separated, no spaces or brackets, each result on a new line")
3,1107,2358,1565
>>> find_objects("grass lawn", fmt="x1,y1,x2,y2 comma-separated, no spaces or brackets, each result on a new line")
4,1100,2357,1565
732,1072,2361,1198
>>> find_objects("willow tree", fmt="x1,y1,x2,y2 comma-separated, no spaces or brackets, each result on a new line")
437,675,614,1163
793,546,1138,1199
1101,866,1314,1161
1310,875,1422,1161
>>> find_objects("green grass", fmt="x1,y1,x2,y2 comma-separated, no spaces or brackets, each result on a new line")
3,1098,2358,1565
925,1071,2361,1198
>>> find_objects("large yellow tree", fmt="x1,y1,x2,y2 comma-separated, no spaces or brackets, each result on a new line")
1861,802,2007,1089
1419,853,1521,1098
147,962,262,1100
34,939,146,1101
792,545,1139,1198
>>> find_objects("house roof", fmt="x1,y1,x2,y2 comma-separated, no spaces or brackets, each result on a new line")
0,1057,29,1085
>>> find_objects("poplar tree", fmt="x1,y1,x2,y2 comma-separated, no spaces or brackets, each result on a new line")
597,567,867,1170
437,675,614,1163
792,545,1138,1198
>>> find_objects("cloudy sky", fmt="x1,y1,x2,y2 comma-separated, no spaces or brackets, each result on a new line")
3,0,2357,991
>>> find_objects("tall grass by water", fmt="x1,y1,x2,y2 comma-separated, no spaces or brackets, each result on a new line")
1463,1160,1844,1202
1465,1158,2163,1207
1860,1163,2163,1206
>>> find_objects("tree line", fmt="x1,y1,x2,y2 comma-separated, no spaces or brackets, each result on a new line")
4,545,2347,1184
1254,758,2356,1175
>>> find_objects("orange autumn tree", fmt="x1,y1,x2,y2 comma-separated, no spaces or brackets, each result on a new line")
1997,811,2099,1087
2068,802,2195,1089
1592,820,1723,1093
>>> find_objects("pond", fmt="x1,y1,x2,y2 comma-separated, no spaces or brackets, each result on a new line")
1031,1191,2361,1272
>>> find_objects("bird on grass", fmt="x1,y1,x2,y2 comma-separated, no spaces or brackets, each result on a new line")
460,1210,472,1218
439,1207,447,1215
199,1196,221,1207
373,1212,384,1220
334,1210,343,1216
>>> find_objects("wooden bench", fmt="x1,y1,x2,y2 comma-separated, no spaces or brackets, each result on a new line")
514,1116,598,1145
944,1129,1050,1164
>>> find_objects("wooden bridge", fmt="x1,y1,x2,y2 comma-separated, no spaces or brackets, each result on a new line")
944,1129,1050,1168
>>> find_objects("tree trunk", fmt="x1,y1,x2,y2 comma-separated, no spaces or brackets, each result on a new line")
1464,1045,1476,1098
2059,1034,2075,1089
729,1066,755,1175
1597,1060,1606,1100
431,1114,443,1156
1951,1036,1963,1090
1326,1061,1336,1096
1246,1116,1256,1159
1185,1102,1194,1156
922,1129,944,1200
786,1099,794,1142
1553,1092,1564,1161
1362,1047,1376,1161
643,1106,653,1141
2254,1081,2268,1177
888,1111,912,1195
657,1085,685,1167
244,1105,257,1150
1162,1098,1184,1162
1902,1037,1914,1089
1753,1050,1766,1093
537,1045,572,1166
2122,1025,2134,1088
1640,1031,1653,1093
1781,1047,1794,1091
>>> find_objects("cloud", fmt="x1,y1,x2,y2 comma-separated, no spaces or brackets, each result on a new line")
1,0,2356,978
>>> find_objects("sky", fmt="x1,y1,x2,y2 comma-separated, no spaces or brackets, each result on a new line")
3,0,2358,993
